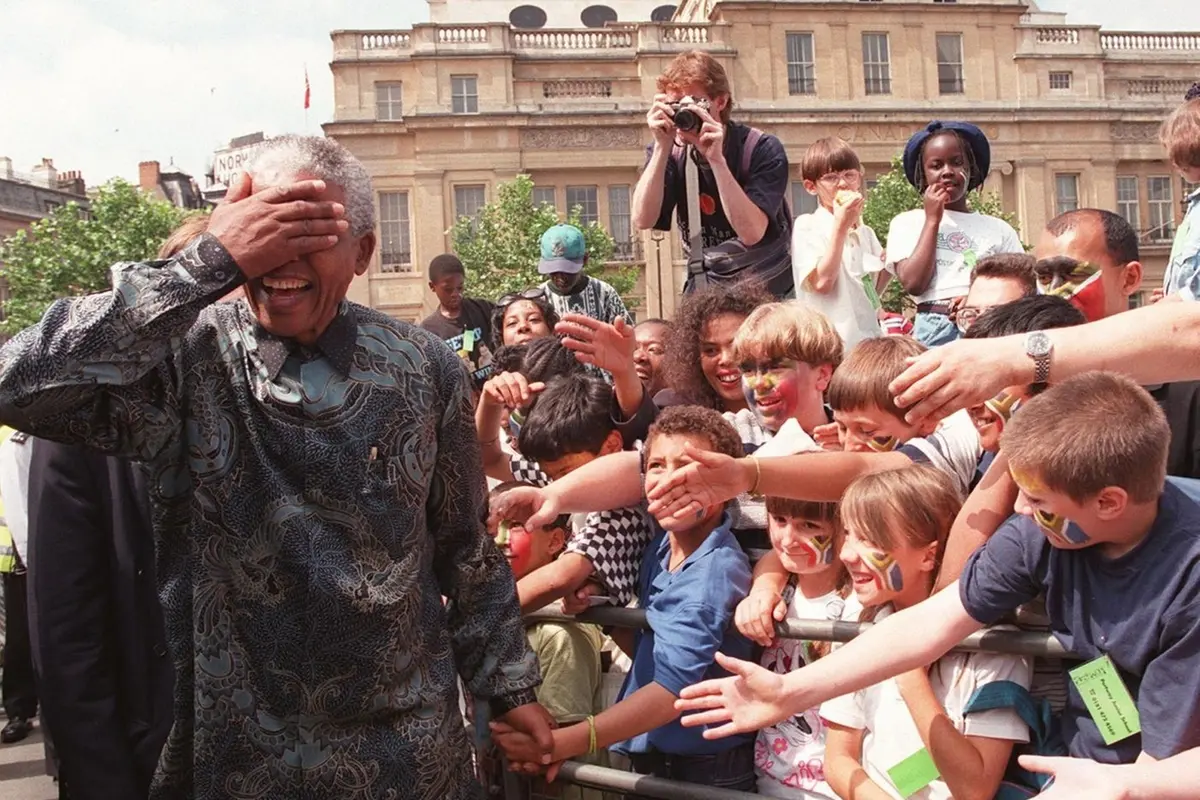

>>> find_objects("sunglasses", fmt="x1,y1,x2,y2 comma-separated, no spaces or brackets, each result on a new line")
496,287,546,308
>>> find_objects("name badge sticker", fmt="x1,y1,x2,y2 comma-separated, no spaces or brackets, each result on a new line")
1069,654,1141,745
887,747,940,798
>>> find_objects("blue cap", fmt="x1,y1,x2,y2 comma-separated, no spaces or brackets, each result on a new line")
538,224,587,275
902,121,991,191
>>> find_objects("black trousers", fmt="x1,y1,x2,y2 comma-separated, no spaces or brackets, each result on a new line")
2,570,38,720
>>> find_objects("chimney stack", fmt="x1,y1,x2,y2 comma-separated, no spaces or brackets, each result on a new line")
0,156,12,180
57,170,87,196
31,157,58,188
139,160,161,194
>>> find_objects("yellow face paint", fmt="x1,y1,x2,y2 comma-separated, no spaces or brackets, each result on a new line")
984,391,1021,424
866,435,899,453
1010,465,1050,497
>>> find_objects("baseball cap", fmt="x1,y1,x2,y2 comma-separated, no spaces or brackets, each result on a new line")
537,224,587,275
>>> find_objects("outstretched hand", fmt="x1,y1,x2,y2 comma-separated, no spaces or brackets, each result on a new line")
645,444,751,523
488,484,564,534
208,172,348,280
675,652,790,740
888,335,1026,425
556,314,636,376
1018,755,1128,800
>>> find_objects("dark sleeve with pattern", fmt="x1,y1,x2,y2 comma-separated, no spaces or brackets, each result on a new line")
428,342,541,701
563,507,655,606
0,235,242,460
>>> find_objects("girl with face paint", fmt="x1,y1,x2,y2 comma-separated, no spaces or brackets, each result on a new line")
750,497,856,799
821,465,1034,800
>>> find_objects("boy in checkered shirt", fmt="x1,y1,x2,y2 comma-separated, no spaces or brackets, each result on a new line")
479,371,654,613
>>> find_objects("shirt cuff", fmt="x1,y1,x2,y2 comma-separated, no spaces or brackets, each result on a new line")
488,688,540,719
183,233,246,294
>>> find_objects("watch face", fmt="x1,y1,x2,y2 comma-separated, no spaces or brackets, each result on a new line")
1027,332,1052,357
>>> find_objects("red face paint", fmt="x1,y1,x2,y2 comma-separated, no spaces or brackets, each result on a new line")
496,520,536,578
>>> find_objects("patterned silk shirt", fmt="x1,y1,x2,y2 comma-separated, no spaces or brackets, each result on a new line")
0,235,540,799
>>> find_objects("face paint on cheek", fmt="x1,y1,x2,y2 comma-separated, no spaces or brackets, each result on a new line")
1010,465,1049,497
984,391,1021,424
795,534,836,566
1032,508,1092,546
863,549,903,592
867,435,899,452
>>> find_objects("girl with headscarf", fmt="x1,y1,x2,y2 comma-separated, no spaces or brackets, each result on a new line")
886,121,1024,347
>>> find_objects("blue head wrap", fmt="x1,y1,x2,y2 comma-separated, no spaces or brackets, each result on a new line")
902,121,991,192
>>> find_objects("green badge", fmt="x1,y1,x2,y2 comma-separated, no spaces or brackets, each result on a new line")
887,747,940,798
462,329,475,351
963,250,978,268
1069,655,1141,745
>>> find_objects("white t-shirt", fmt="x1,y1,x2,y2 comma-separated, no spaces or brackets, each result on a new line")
0,431,32,564
819,610,1032,800
897,410,982,496
793,207,887,351
756,586,860,799
886,209,1024,304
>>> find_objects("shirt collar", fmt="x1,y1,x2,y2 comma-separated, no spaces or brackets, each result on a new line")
654,511,735,572
254,301,358,380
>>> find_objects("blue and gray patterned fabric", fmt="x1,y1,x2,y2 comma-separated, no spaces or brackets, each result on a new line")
0,234,540,799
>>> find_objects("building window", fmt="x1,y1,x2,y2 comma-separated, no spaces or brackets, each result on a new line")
454,184,487,222
375,82,403,121
1054,174,1080,216
936,34,965,95
566,185,599,225
1049,71,1072,91
785,33,816,95
790,182,819,216
608,185,635,260
1148,176,1175,241
862,33,891,95
378,192,413,272
1116,176,1140,231
451,75,479,114
532,186,557,209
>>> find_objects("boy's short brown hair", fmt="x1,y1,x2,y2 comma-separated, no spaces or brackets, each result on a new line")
1001,372,1169,504
645,405,742,462
801,137,863,183
732,301,844,369
970,253,1038,296
827,336,926,421
656,50,734,123
1160,98,1200,169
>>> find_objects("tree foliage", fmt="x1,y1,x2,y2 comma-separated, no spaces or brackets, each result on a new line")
451,174,637,303
0,179,199,335
862,156,1020,313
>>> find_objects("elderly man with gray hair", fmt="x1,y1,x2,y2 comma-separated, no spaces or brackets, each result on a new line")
0,135,550,799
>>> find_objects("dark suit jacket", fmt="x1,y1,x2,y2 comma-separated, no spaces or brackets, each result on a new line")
26,439,174,800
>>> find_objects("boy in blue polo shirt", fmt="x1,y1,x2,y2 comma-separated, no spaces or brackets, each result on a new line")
491,405,755,789
538,223,631,326
675,372,1200,767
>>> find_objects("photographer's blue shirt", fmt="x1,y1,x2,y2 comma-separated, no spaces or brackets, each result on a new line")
959,480,1200,763
650,122,790,251
612,513,755,756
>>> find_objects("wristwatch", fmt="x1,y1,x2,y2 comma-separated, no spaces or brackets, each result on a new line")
1024,331,1053,390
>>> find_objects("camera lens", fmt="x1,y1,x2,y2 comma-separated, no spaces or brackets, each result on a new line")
674,108,700,133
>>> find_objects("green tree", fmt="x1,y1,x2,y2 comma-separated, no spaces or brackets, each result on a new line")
862,156,1020,313
0,179,199,335
451,174,637,303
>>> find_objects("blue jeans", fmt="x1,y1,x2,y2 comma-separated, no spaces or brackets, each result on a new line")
914,311,960,347
625,742,756,796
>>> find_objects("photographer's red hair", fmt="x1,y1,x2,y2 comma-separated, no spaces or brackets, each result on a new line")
656,50,734,123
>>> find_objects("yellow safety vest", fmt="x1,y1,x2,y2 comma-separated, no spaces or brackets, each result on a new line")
0,425,15,573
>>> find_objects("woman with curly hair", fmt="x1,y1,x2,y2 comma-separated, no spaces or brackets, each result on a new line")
657,282,772,411
490,288,561,350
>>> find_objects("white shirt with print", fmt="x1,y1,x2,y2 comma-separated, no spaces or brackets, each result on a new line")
819,607,1032,800
897,410,983,497
886,209,1024,304
756,586,861,799
793,207,887,351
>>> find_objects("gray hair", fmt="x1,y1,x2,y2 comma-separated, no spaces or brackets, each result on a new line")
249,135,375,237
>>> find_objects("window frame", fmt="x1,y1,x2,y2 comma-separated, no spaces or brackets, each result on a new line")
565,185,600,226
451,75,479,114
1148,175,1175,241
1054,173,1080,216
375,82,404,121
377,190,413,273
1049,71,1073,91
1116,176,1141,231
862,32,892,96
785,32,817,96
608,185,635,261
935,33,965,95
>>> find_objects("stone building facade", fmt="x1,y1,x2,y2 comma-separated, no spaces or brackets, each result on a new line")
326,0,1200,320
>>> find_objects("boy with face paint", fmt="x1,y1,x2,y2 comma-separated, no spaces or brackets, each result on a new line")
672,373,1200,774
888,122,1024,347
489,482,605,730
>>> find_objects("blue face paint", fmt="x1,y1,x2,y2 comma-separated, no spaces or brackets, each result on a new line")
1033,509,1092,547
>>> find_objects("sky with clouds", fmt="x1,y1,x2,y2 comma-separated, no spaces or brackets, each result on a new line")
1,0,1194,187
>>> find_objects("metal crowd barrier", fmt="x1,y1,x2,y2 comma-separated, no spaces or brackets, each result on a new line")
526,605,1072,657
506,605,1072,798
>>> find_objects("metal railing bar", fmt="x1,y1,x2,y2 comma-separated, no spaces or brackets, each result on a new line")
527,607,1073,658
556,761,761,800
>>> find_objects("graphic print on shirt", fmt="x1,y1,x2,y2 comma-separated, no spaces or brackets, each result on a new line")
756,638,830,791
937,230,979,275
444,326,494,384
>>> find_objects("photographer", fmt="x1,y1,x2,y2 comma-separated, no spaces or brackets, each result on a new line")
632,50,793,297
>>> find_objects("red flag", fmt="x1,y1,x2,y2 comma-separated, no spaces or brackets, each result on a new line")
304,67,311,110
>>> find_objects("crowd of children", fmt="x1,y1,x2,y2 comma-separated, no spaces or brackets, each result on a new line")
411,90,1200,800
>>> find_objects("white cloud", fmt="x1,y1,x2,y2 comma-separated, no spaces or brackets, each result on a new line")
1,0,1193,188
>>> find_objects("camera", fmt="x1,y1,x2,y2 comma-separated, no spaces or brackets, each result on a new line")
669,96,711,134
